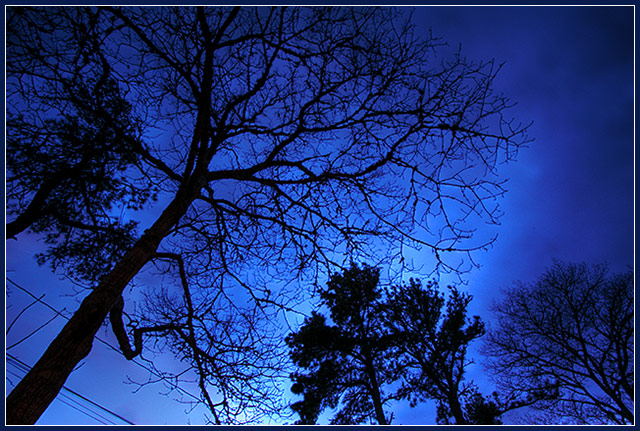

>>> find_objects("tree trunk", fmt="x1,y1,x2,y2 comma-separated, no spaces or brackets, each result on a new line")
448,390,468,425
5,180,200,424
364,358,387,425
6,178,58,239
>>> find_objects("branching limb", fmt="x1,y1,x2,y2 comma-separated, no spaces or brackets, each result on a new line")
108,295,182,361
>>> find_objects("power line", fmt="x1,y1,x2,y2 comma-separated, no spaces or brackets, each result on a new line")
8,367,113,424
57,391,114,425
7,358,115,425
7,355,124,424
6,277,203,410
7,354,133,425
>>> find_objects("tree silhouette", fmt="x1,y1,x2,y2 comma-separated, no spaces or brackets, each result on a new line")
6,7,150,281
287,264,505,425
484,262,634,424
6,6,529,424
463,390,504,424
384,279,490,424
286,264,396,424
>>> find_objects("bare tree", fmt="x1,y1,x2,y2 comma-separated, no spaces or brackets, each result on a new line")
483,262,634,424
6,6,529,424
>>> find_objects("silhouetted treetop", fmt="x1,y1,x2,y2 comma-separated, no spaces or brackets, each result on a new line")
287,263,504,425
484,261,633,424
384,279,486,424
287,263,394,425
320,263,382,328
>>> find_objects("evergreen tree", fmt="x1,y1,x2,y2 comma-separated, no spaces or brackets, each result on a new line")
287,264,502,425
384,279,486,424
286,263,395,424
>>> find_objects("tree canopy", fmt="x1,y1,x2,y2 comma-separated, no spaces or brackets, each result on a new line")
6,6,528,424
6,7,151,280
287,263,502,425
484,261,634,425
287,264,395,425
384,278,486,424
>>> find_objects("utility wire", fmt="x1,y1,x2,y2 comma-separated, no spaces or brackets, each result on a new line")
8,360,113,425
7,354,132,425
6,277,202,405
57,391,113,425
7,355,122,425
7,367,113,425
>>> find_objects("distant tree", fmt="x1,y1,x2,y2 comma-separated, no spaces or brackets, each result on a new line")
484,262,634,424
287,265,507,425
6,6,529,424
286,264,396,424
463,390,504,424
384,279,488,424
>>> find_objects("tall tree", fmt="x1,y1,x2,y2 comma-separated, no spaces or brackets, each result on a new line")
286,264,396,424
287,265,503,425
6,6,529,424
384,279,486,424
483,262,634,424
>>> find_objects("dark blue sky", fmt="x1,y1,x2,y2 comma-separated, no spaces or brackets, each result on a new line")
5,6,634,425
398,6,634,424
423,6,633,293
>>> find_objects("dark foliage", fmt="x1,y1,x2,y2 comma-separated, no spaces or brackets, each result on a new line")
287,264,504,425
286,264,394,425
384,279,488,424
463,390,504,425
6,7,153,282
